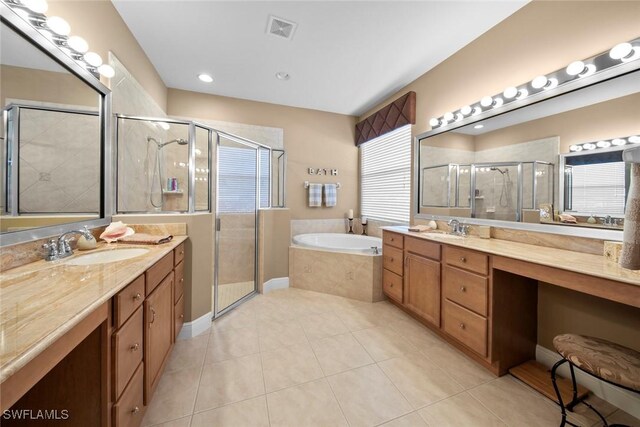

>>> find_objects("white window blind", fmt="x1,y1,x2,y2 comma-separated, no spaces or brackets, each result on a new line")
218,145,257,213
568,162,626,215
360,125,411,223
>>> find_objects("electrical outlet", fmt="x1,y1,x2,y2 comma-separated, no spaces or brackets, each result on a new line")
304,265,312,273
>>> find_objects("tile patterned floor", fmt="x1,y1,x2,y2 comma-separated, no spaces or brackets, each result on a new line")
143,288,639,427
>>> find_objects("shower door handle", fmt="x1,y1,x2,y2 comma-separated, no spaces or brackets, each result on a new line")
216,218,221,231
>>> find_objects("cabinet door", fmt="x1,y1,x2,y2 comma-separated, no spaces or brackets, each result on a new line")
144,271,174,404
404,253,441,327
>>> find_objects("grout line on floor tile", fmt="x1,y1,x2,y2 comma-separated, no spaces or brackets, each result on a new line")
465,385,512,426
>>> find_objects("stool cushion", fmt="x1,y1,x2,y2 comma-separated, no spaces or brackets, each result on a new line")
553,334,640,392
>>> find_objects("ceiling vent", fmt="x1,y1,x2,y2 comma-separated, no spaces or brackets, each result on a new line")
267,15,297,40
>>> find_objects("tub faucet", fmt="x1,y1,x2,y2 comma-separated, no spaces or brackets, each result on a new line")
371,246,380,255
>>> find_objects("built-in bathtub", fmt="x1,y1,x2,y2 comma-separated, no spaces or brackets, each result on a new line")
289,233,384,302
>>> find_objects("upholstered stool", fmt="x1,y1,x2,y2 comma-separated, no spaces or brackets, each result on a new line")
552,334,640,427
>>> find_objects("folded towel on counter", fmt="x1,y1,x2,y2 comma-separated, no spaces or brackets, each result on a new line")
559,213,577,224
408,224,433,232
323,183,337,207
308,183,322,207
119,233,173,245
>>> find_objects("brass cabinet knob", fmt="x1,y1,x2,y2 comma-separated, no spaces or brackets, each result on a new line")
131,406,139,414
389,283,393,288
133,293,142,301
460,256,467,263
459,323,465,330
179,314,184,319
180,278,184,283
460,286,466,292
150,307,156,324
130,343,139,352
180,250,184,255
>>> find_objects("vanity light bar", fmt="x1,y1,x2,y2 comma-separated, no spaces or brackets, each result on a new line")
4,0,115,79
429,37,640,129
569,135,640,152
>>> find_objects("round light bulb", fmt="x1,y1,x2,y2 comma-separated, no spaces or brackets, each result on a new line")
531,75,548,89
198,73,213,83
21,0,48,14
583,143,596,150
569,145,580,152
97,64,115,78
67,35,88,53
454,113,463,122
493,97,504,108
629,136,640,144
596,140,611,148
429,118,440,127
611,138,626,146
566,61,586,76
46,16,70,36
471,106,482,116
610,42,633,60
503,87,518,99
480,96,493,107
460,105,472,115
83,51,102,67
444,112,454,122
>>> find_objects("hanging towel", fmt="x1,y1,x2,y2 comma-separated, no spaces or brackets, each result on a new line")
308,183,322,207
324,183,337,207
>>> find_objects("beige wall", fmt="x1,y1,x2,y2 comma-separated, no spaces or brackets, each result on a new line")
259,209,291,285
168,89,359,220
365,0,640,354
47,0,167,111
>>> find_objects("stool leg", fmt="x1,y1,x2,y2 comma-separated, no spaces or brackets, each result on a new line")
566,363,580,410
552,359,569,427
561,361,611,427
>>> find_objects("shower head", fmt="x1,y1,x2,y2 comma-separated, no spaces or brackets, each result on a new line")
490,167,508,175
147,136,188,148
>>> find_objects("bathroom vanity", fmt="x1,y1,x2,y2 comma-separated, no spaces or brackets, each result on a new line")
382,228,640,375
0,238,187,427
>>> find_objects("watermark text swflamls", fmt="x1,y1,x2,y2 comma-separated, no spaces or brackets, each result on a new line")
2,409,69,420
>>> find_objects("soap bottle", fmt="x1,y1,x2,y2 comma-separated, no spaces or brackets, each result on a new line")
587,214,597,224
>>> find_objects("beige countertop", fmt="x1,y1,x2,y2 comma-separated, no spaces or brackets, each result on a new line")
383,226,640,286
0,236,187,383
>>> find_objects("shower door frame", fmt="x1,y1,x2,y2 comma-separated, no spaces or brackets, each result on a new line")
213,130,272,318
470,161,523,222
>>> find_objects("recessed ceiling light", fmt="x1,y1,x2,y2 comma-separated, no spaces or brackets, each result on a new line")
198,73,213,83
474,124,484,129
275,71,290,81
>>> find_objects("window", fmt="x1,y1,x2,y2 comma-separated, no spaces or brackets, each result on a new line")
360,125,411,223
218,145,258,213
566,161,626,215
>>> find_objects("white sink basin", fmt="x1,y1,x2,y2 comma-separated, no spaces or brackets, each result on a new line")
65,248,150,266
423,233,465,240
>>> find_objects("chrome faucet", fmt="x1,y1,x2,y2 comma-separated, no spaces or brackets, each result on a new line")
42,226,95,261
601,215,619,227
448,219,469,236
370,246,380,255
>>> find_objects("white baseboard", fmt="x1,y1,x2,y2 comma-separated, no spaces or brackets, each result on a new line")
263,277,289,294
177,311,212,340
536,345,640,419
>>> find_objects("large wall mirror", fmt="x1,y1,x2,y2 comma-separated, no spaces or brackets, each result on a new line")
1,7,110,244
417,65,639,237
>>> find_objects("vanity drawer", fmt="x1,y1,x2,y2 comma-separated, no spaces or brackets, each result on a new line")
383,269,403,303
174,260,185,303
383,245,404,276
113,306,144,400
174,242,185,266
443,266,488,316
175,294,185,340
383,232,403,250
146,252,174,295
442,300,487,357
444,246,489,276
114,275,145,329
405,236,440,261
113,362,144,427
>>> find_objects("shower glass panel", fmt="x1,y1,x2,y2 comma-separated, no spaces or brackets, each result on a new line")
215,134,258,315
422,164,452,207
473,163,520,222
194,125,211,211
271,149,286,208
259,147,270,209
117,116,190,213
458,165,471,207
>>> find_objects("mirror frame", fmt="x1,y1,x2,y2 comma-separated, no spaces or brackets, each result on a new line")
414,58,640,241
1,4,112,246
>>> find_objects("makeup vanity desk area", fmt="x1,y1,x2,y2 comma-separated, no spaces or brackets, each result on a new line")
381,227,640,376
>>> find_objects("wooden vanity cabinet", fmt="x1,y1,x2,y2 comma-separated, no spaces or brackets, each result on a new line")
174,243,185,340
404,252,441,327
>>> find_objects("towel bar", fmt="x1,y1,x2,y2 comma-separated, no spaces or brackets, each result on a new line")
304,181,341,189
